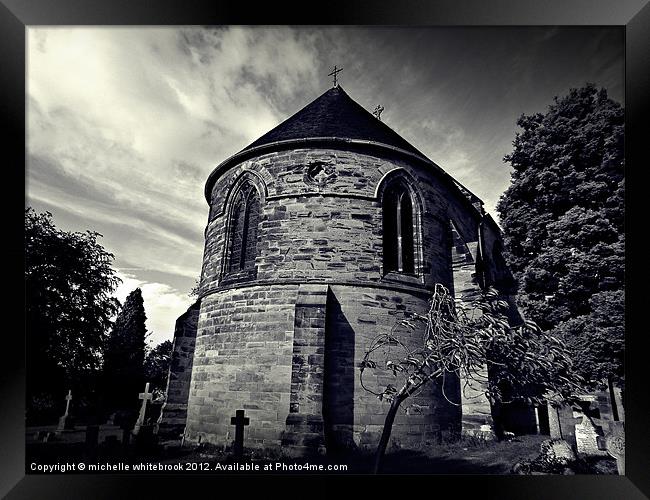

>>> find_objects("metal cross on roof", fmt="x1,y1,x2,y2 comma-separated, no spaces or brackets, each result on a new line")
373,104,385,120
328,65,343,87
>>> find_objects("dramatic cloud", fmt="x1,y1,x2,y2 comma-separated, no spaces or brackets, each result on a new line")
27,26,623,343
113,270,192,346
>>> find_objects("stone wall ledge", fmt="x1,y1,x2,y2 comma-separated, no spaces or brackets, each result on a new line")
200,278,434,299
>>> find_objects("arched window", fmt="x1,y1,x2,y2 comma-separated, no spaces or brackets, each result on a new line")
383,181,415,274
227,182,260,274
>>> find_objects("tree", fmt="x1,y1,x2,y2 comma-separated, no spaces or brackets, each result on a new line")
360,284,581,473
496,84,624,387
188,279,200,298
25,208,121,419
144,340,173,400
103,288,147,414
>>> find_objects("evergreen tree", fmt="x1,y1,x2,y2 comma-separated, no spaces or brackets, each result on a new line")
103,288,148,414
144,340,173,399
496,84,624,388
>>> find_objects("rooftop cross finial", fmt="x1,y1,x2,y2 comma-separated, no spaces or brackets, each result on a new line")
373,104,385,120
328,65,343,87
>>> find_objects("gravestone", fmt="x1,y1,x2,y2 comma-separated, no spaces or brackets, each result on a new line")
605,422,625,475
574,415,607,456
230,409,249,458
56,390,75,433
547,404,562,439
132,382,153,436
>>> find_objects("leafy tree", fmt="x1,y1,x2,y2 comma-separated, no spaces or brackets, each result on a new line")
25,208,121,419
360,284,581,473
496,84,624,387
144,340,173,400
103,288,147,414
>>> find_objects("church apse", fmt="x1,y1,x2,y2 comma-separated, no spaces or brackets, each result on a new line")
162,86,513,454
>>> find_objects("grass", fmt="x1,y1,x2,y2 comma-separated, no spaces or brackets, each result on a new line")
150,433,551,474
27,433,617,475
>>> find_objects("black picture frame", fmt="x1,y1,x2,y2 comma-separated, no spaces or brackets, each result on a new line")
3,1,648,497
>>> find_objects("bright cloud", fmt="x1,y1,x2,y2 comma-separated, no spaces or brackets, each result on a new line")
113,270,192,346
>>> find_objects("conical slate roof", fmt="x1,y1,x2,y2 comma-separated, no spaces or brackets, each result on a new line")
240,86,427,160
206,85,484,214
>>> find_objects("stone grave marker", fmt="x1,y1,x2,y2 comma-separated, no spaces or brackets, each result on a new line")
230,409,250,458
574,415,607,456
132,382,153,436
56,390,75,433
605,423,625,475
547,404,562,439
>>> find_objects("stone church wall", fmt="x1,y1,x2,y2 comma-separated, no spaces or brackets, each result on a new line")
157,300,200,438
184,146,491,452
185,284,298,447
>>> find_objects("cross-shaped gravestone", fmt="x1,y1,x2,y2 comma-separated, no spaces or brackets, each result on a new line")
132,382,153,436
56,389,75,432
63,389,72,416
328,65,343,87
230,409,250,458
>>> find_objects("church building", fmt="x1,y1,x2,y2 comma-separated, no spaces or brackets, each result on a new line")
158,83,517,454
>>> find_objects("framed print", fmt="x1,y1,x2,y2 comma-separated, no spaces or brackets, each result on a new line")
3,0,649,498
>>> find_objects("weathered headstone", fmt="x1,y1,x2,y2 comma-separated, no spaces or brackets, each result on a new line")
605,423,625,475
132,382,153,436
574,415,607,456
611,385,625,421
56,390,75,433
547,403,562,439
230,409,249,458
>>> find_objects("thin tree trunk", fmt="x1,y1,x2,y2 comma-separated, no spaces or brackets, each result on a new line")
373,396,403,474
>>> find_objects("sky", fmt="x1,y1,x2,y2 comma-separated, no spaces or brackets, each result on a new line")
26,26,624,346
